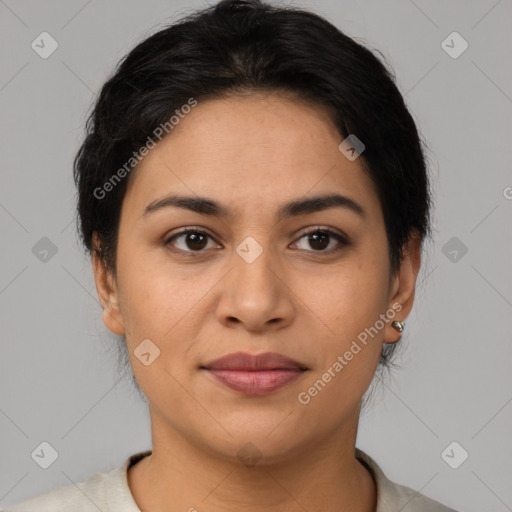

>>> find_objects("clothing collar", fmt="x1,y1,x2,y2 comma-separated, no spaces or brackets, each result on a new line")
106,448,411,512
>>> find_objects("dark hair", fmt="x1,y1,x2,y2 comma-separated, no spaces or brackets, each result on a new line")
73,0,432,387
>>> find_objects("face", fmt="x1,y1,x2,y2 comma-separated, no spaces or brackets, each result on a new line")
93,92,420,464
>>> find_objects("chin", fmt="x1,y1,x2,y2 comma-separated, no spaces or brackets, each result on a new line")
195,424,311,467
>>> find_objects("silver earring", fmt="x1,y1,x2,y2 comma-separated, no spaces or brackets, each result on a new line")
391,320,405,333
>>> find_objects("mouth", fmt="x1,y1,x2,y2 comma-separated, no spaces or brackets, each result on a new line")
200,352,309,396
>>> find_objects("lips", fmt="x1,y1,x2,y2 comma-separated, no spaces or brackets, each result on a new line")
201,352,308,395
202,351,308,371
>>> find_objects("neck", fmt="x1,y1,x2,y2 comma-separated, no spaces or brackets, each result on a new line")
128,409,376,512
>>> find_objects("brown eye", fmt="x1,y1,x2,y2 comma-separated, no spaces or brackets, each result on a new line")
306,231,330,251
164,230,219,252
292,228,348,254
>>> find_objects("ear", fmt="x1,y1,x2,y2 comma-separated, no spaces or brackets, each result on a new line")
383,230,422,344
91,232,125,336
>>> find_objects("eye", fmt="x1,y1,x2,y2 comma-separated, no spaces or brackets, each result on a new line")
164,229,221,253
163,226,349,256
291,227,349,255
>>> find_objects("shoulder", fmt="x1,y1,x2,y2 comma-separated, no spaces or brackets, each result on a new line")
355,448,461,512
5,475,106,512
5,452,149,512
378,478,460,512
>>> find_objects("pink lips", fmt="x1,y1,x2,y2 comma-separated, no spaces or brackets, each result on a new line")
201,352,308,396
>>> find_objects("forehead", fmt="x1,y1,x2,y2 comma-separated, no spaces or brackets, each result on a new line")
121,93,380,221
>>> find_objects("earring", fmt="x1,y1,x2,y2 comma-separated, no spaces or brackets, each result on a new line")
391,320,405,333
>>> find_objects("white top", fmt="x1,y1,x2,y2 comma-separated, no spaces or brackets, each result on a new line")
5,448,459,512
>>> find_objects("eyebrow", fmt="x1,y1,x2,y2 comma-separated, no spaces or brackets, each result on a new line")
142,193,366,221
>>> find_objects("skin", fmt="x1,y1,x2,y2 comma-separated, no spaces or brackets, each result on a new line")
92,92,421,512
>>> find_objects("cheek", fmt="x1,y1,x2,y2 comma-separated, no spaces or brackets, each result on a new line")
117,259,199,401
319,261,389,332
115,247,175,340
117,248,212,357
309,254,390,370
296,277,388,416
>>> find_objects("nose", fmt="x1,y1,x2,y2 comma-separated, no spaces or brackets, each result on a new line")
215,239,295,333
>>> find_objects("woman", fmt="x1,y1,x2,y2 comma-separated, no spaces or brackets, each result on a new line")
7,0,461,510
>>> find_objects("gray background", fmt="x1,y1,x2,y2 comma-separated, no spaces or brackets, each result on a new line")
1,0,511,510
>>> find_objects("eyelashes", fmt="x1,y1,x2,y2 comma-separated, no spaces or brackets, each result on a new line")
290,227,349,255
164,229,220,253
163,226,350,256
